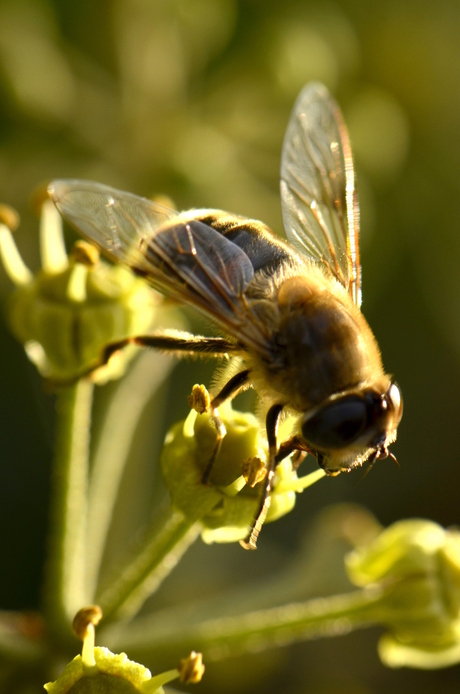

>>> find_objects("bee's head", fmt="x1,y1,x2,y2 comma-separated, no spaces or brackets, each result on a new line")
300,381,403,474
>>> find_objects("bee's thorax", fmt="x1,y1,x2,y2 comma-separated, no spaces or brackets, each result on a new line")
252,274,384,413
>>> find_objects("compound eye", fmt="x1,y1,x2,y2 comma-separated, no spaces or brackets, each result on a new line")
301,396,368,450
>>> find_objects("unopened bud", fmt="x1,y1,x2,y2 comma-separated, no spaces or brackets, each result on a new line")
72,605,103,641
72,241,100,267
0,203,20,231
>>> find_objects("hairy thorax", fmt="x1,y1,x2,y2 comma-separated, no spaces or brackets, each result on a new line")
248,272,384,413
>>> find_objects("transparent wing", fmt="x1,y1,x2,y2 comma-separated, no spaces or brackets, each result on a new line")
280,82,361,306
48,180,268,350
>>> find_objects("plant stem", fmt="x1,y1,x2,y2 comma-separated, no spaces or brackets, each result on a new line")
96,508,204,622
102,585,387,662
43,380,94,633
85,351,174,601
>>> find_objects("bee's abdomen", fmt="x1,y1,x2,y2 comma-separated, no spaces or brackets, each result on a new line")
222,225,294,274
195,211,296,275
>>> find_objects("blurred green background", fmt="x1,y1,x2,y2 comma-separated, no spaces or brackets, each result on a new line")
1,0,460,691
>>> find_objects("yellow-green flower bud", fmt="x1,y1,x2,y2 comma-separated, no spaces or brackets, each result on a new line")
44,647,165,693
160,404,297,544
8,253,155,383
346,519,460,668
45,605,204,692
0,191,159,383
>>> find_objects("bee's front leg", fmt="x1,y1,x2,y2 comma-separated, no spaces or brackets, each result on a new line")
240,403,284,550
47,332,237,386
106,332,237,358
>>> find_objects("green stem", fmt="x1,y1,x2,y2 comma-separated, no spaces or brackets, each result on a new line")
43,380,94,632
85,351,174,601
102,585,387,662
96,508,203,622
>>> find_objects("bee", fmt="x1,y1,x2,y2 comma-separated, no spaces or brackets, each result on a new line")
48,82,402,549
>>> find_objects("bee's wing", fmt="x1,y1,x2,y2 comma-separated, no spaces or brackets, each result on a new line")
280,82,361,306
48,180,268,350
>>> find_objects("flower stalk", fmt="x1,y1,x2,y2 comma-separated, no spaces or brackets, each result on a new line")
102,583,387,662
96,509,204,622
43,380,94,632
85,350,176,602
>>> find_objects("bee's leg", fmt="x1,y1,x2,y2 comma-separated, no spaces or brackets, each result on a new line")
275,435,311,469
43,337,139,389
92,333,237,378
240,403,284,550
47,333,238,389
105,334,246,484
201,369,251,484
104,333,237,359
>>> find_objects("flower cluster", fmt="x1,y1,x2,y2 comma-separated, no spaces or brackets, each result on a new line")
45,606,204,693
0,189,156,384
161,398,326,546
346,519,460,668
